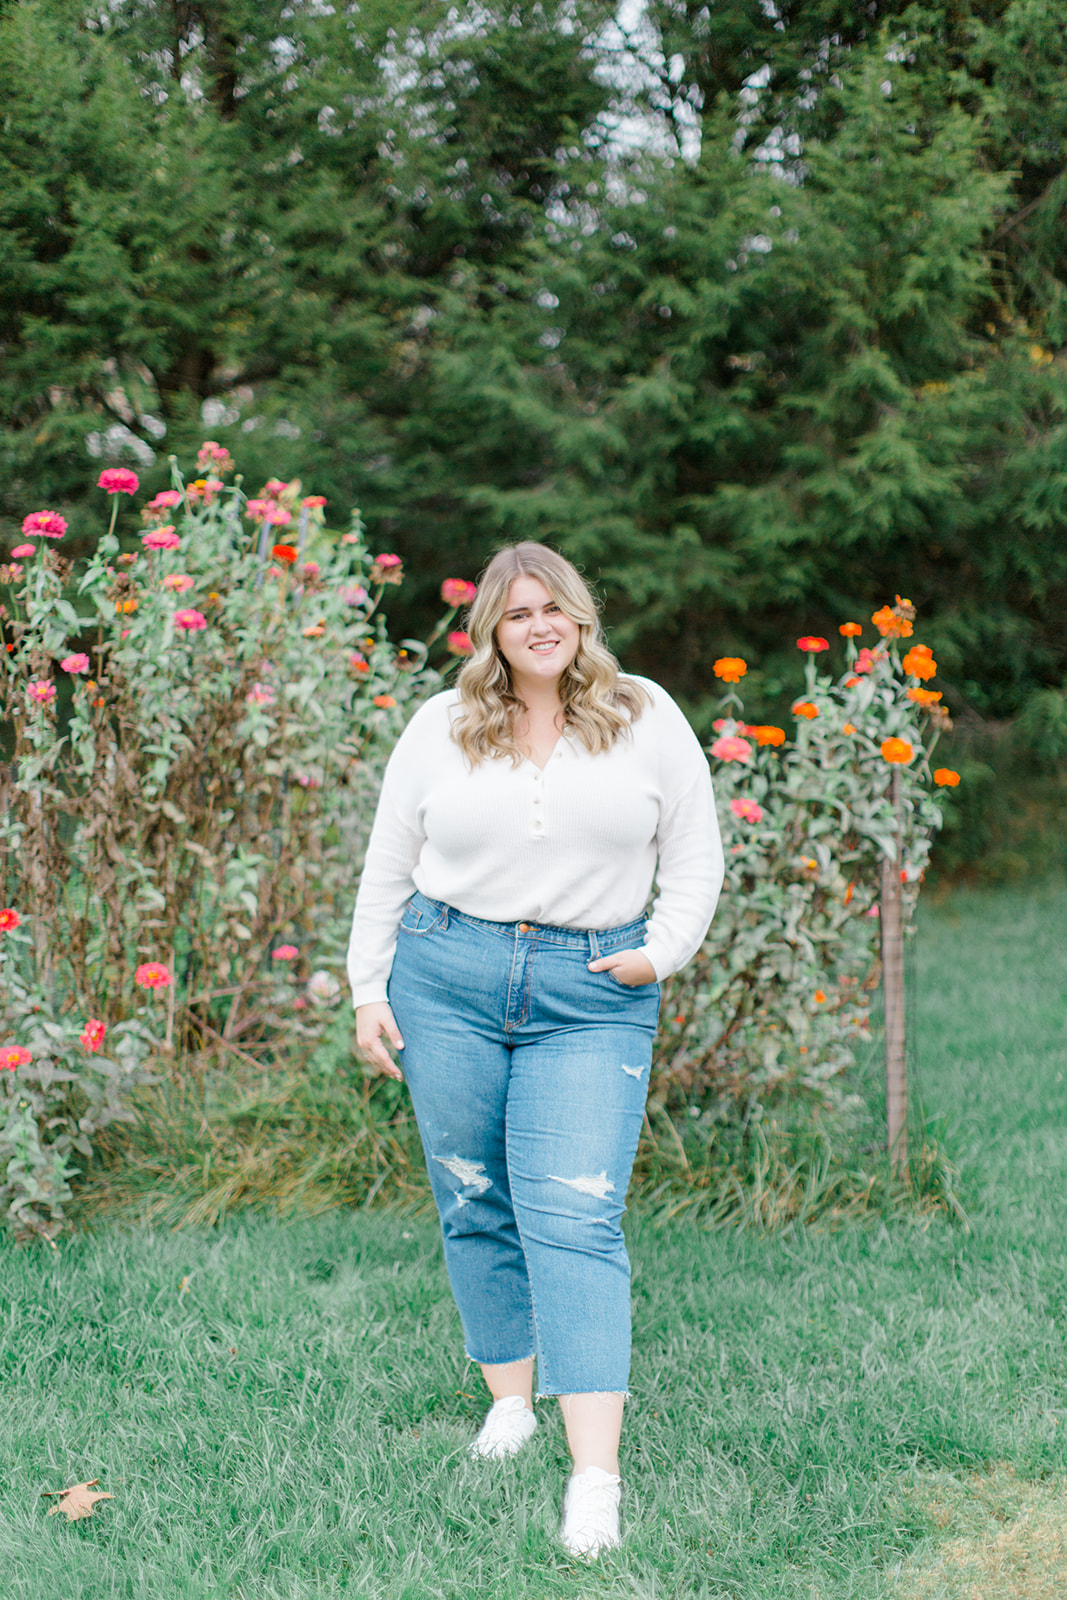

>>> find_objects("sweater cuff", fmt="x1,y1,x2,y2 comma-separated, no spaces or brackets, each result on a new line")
641,937,676,984
351,983,390,1010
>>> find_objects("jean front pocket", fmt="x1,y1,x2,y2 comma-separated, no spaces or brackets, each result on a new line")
399,896,449,937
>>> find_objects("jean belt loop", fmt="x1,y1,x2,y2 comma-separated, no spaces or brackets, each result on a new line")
588,930,601,961
441,903,450,930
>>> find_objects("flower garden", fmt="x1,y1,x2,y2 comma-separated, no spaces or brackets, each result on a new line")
0,451,959,1237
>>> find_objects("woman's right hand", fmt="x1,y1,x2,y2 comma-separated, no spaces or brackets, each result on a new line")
355,1002,405,1081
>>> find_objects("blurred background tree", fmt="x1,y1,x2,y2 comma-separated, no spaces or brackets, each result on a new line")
2,0,1065,871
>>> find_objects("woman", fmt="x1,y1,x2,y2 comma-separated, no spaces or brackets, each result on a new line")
348,542,723,1559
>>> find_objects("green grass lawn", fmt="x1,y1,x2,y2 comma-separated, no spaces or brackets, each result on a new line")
2,883,1066,1599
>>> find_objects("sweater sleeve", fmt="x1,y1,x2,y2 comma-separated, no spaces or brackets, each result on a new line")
638,684,725,982
345,698,440,1009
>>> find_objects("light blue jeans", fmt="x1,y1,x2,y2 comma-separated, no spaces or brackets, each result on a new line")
388,891,660,1395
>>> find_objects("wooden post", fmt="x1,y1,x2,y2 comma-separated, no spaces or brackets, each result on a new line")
880,769,907,1179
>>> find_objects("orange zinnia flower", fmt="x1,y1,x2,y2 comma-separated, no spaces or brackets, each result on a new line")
814,990,826,1003
902,644,936,679
907,687,942,705
881,738,914,764
746,725,785,746
871,605,914,640
792,702,819,720
842,722,856,734
713,657,747,682
839,622,862,637
373,694,397,709
934,768,960,786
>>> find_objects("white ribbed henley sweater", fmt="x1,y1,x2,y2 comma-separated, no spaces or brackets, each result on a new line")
346,676,724,1008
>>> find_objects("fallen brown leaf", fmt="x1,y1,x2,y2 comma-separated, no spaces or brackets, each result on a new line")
43,1480,114,1522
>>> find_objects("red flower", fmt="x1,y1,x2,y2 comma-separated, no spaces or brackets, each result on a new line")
134,961,171,989
98,468,140,495
80,1018,107,1052
1,1045,31,1071
271,544,298,563
446,630,473,657
796,636,829,652
839,622,862,637
0,909,20,931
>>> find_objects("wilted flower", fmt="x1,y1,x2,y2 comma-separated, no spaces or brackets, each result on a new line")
60,653,90,673
792,701,818,720
934,768,961,787
174,608,207,631
298,562,321,581
710,735,754,763
447,630,473,656
371,553,403,585
246,683,275,706
272,945,299,961
142,526,180,551
98,468,139,495
880,738,914,764
339,585,368,607
80,1018,107,1052
796,636,829,652
11,544,35,559
907,687,942,705
730,797,763,824
373,694,397,709
28,679,56,705
2,563,24,580
307,970,341,1005
162,573,195,592
839,622,862,637
22,510,68,539
134,961,171,989
441,578,477,607
0,909,20,931
713,657,747,682
1,1045,31,1071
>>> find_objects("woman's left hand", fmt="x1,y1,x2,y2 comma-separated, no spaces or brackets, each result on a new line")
587,949,657,987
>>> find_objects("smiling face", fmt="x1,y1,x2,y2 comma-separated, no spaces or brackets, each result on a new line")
494,574,581,695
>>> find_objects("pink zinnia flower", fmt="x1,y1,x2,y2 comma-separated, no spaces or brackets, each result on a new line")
730,797,764,824
298,561,320,581
141,526,180,551
0,909,20,931
447,630,473,657
370,553,403,584
60,653,91,673
710,735,754,764
163,573,194,592
272,945,299,961
174,608,207,631
3,563,23,579
441,578,478,607
1,1045,31,1071
144,486,182,512
134,961,171,989
98,468,139,495
80,1018,107,1052
246,683,275,705
853,648,880,676
340,585,368,607
11,544,35,558
197,441,233,471
28,679,56,705
22,510,67,539
245,499,272,520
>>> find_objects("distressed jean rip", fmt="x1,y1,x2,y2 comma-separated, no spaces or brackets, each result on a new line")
547,1171,615,1200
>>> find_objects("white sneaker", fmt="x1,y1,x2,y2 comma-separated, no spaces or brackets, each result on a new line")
468,1395,538,1460
560,1465,621,1559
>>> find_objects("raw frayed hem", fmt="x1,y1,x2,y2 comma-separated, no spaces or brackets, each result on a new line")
536,1389,630,1402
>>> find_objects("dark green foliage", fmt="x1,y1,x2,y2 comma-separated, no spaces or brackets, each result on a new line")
2,0,1066,727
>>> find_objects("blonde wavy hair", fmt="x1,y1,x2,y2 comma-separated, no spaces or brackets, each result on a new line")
451,542,648,765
